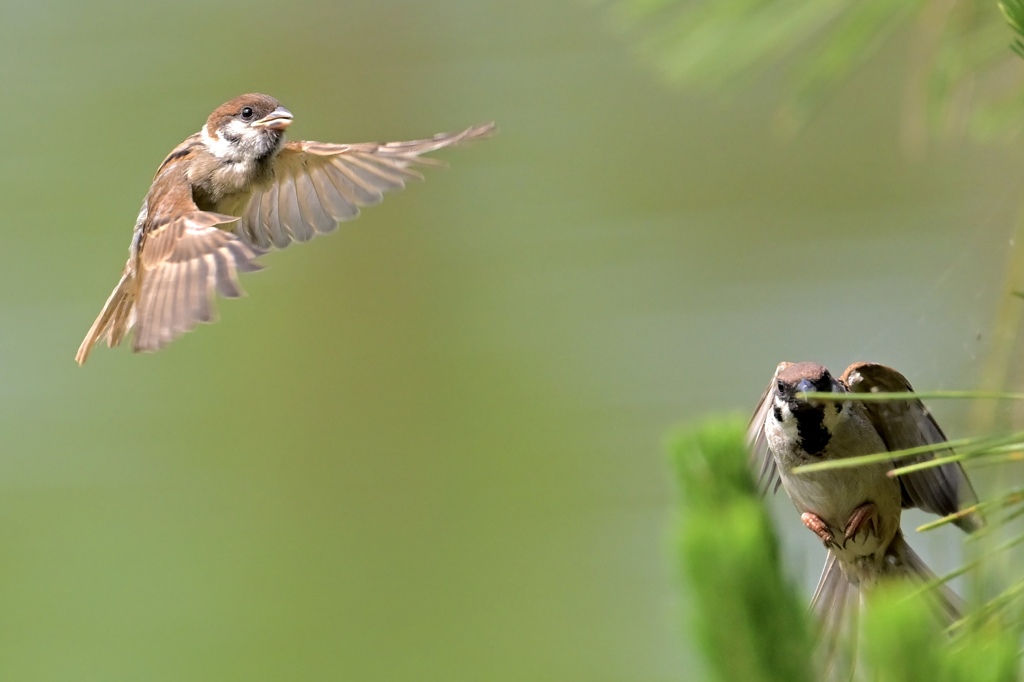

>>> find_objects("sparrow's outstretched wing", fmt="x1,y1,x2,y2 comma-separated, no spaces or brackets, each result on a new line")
75,211,262,363
223,122,495,250
132,211,264,352
841,362,983,532
747,361,792,495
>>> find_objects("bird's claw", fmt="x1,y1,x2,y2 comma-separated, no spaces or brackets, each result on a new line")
843,502,878,542
801,512,835,548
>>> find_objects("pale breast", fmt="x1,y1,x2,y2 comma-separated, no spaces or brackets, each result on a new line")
768,408,903,560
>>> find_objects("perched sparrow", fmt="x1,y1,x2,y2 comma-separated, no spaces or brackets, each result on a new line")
76,93,494,365
747,362,982,644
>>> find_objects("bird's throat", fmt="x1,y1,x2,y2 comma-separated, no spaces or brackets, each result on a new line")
794,408,831,456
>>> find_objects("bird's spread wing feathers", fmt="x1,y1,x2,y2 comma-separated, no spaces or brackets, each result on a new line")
840,362,983,532
77,199,265,364
133,211,265,352
747,361,791,494
76,119,494,364
226,122,496,250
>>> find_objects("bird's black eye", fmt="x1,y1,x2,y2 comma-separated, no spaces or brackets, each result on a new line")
240,107,254,120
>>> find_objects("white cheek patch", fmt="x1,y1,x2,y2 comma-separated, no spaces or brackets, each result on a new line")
201,124,237,161
819,399,850,432
225,119,252,139
772,397,800,439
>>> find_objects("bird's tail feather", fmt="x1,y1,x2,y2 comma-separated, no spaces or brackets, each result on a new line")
811,552,859,680
810,532,963,679
75,268,137,366
883,531,964,624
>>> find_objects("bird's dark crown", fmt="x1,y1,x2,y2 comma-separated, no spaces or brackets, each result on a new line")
206,93,283,131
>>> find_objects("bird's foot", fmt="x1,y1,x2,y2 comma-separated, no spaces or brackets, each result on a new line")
843,502,879,542
801,512,835,548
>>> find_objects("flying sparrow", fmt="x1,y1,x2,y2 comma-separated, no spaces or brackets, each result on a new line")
75,93,494,365
747,362,982,645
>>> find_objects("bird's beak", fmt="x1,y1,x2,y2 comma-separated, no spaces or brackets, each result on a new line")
793,378,829,410
795,379,818,396
252,106,294,130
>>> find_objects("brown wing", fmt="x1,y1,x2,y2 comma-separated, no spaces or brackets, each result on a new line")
222,122,495,250
747,362,793,495
133,211,265,352
840,362,983,532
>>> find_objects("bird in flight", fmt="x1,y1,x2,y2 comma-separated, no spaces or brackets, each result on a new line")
747,361,981,666
76,93,493,365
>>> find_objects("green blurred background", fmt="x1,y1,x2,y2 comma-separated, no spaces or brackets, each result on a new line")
0,0,1022,679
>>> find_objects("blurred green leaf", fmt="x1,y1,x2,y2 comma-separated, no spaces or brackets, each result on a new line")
863,583,1020,682
670,417,814,682
789,0,914,124
1001,0,1024,56
598,0,1024,141
862,584,945,682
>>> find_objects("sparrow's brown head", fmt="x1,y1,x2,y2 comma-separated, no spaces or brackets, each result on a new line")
203,93,293,163
773,362,846,456
776,362,841,406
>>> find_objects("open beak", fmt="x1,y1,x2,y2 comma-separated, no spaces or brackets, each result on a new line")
252,106,294,130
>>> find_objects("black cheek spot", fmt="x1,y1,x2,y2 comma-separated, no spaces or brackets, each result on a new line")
773,406,783,422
